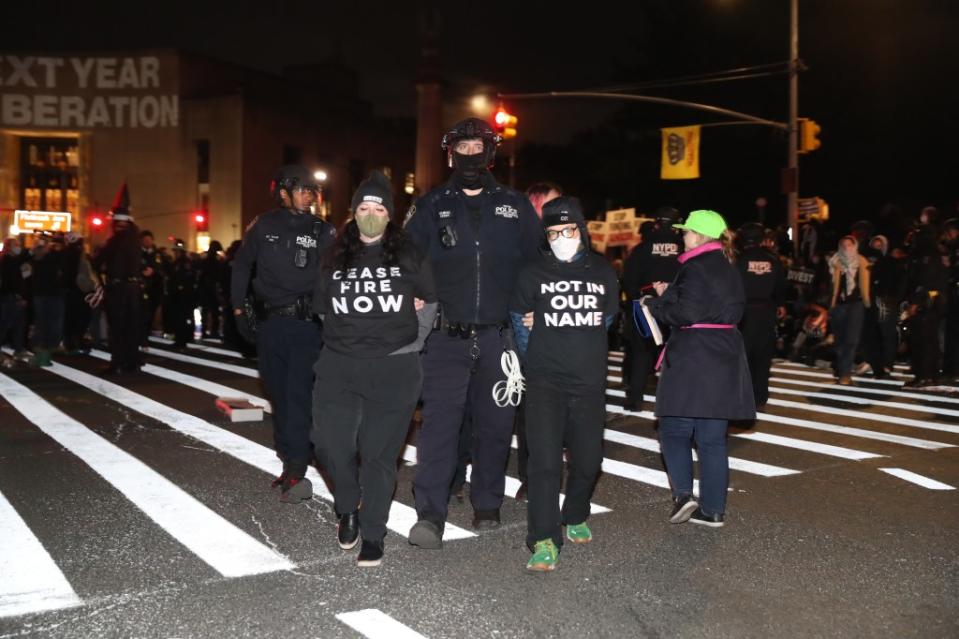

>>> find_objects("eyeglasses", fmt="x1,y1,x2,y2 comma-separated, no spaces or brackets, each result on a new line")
546,227,579,241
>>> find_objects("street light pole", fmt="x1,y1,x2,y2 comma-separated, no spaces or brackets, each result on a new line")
787,0,799,250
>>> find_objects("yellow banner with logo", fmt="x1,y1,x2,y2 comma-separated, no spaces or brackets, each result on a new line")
660,125,701,180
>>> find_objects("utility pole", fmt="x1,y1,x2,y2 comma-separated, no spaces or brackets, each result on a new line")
787,0,799,249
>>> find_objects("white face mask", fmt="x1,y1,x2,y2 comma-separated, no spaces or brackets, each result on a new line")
550,236,581,261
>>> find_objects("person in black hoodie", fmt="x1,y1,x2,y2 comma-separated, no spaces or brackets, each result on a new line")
509,197,620,571
643,210,755,529
92,211,143,374
29,233,66,367
311,171,437,567
0,237,29,362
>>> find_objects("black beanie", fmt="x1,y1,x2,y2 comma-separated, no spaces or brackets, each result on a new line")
351,170,394,216
542,196,585,228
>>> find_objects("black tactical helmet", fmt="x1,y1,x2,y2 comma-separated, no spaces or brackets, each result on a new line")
653,206,681,223
737,222,765,248
441,117,502,167
270,165,318,201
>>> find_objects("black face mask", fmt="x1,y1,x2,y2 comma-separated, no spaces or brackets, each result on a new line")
452,151,489,189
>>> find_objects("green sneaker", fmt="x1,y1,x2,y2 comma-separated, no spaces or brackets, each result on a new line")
526,539,558,572
566,522,592,544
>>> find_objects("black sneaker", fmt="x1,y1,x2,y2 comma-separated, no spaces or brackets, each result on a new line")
472,509,501,530
689,508,725,528
669,494,699,524
408,520,443,549
356,539,385,567
337,512,360,550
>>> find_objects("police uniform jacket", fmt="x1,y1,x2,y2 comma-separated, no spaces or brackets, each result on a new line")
93,227,141,282
622,226,682,300
404,173,541,325
643,242,755,420
230,208,336,309
736,245,786,307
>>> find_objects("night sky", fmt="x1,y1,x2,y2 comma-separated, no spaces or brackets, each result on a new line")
7,0,957,233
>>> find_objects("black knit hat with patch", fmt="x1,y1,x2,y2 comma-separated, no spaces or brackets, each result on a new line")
351,170,394,217
541,196,585,228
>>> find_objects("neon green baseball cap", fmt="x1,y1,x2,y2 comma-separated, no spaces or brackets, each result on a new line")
673,209,728,239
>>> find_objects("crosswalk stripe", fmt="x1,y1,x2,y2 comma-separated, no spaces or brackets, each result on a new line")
0,371,294,578
773,362,959,392
768,376,959,405
33,358,475,542
0,489,83,618
144,346,259,378
767,385,959,419
764,397,959,435
878,468,955,490
88,349,272,413
400,446,611,514
602,385,954,450
776,360,913,379
149,336,247,360
604,401,883,460
601,427,800,477
770,366,909,387
336,609,428,639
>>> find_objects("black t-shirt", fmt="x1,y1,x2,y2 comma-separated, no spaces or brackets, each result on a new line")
314,240,437,358
736,246,786,305
510,252,620,390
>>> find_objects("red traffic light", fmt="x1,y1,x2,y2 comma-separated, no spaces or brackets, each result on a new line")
494,109,510,128
90,215,104,228
194,213,205,224
193,211,209,232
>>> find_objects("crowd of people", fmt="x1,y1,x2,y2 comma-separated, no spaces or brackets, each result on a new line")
0,116,957,572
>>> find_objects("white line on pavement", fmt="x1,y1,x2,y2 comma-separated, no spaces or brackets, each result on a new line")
35,359,475,542
336,609,428,639
0,371,294,578
764,397,959,436
0,489,83,618
605,401,884,460
401,446,611,514
602,387,954,450
148,336,246,360
767,375,959,405
879,468,955,490
143,346,259,378
767,385,959,418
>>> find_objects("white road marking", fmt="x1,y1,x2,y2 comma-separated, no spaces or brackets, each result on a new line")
36,359,474,542
401,446,611,514
148,336,246,360
0,489,83,618
767,384,959,418
0,371,293,578
767,375,959,405
89,349,272,413
764,397,959,436
605,401,884,460
879,468,955,490
336,609,428,639
143,346,259,378
602,427,800,477
602,386,954,450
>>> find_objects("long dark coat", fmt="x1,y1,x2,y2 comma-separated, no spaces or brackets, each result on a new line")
643,242,756,420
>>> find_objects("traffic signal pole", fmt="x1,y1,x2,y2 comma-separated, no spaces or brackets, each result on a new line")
788,0,799,251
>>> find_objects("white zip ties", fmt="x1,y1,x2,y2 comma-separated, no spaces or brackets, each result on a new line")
492,349,525,407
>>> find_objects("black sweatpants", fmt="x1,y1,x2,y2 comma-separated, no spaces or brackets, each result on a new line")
525,377,604,550
740,303,776,406
105,282,142,369
312,348,422,543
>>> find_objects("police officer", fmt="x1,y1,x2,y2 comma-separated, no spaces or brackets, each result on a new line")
230,165,336,503
735,223,786,407
92,210,142,374
166,239,196,349
404,117,541,547
902,225,949,387
621,207,683,411
140,230,163,345
942,219,959,381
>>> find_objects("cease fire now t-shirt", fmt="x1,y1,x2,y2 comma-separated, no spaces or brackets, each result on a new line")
314,241,436,358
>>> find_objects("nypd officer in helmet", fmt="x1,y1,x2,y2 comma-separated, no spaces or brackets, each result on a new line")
231,165,336,503
404,117,541,547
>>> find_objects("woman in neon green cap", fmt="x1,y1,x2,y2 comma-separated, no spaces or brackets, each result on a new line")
641,209,756,528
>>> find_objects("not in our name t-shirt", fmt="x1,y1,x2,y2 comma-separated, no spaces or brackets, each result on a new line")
510,253,620,390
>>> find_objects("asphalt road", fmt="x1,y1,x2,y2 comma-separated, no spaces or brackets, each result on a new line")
1,339,957,638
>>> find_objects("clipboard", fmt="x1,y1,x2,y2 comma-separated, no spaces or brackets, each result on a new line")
632,296,663,345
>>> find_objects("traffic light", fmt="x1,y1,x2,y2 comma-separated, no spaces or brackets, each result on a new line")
88,213,105,232
193,211,209,232
799,118,822,153
493,106,518,140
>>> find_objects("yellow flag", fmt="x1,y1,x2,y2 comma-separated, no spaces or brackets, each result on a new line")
660,125,701,180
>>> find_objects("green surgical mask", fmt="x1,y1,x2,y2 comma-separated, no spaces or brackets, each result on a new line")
356,214,388,239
